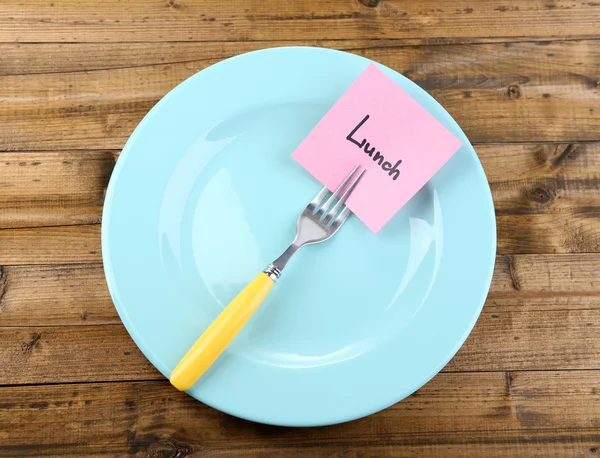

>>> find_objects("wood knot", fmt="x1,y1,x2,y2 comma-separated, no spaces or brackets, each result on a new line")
507,85,521,98
358,0,380,7
528,186,553,204
165,0,181,8
541,143,580,169
21,333,42,355
146,438,195,458
124,400,137,410
172,442,195,457
590,447,598,455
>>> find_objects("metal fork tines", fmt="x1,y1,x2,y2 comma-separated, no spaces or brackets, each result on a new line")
264,165,365,281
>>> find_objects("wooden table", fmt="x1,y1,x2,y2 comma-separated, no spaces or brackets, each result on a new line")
1,1,599,456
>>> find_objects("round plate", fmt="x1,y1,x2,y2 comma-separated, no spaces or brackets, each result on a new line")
102,47,496,426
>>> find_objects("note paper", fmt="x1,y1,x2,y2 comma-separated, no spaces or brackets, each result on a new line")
292,63,463,233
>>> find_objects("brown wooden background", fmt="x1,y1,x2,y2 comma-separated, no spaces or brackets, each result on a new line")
1,0,600,456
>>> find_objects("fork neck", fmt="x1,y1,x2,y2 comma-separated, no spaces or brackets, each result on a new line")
263,243,302,281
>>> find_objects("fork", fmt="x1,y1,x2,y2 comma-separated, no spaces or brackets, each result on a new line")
169,165,365,391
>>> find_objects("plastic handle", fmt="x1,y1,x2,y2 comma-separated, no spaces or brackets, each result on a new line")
170,272,275,391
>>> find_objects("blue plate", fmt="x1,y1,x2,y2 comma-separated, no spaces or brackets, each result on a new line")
102,47,496,426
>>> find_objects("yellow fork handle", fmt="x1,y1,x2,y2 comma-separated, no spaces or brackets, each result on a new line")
170,272,275,391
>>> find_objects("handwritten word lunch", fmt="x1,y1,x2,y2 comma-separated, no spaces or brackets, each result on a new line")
346,115,402,181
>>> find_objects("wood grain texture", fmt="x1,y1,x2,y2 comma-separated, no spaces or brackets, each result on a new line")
479,142,600,254
1,307,599,385
447,309,600,371
1,254,598,326
0,151,114,229
1,39,599,76
1,40,599,150
0,371,598,456
0,264,115,326
1,2,600,455
0,326,159,384
0,225,100,265
1,0,600,43
488,254,600,312
0,210,598,265
2,143,600,253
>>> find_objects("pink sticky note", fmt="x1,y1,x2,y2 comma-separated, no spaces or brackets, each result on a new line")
292,64,462,233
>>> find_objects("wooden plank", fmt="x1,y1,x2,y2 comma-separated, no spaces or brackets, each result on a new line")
2,143,600,241
0,151,114,229
497,214,600,254
446,309,600,372
1,40,599,150
478,142,600,254
0,264,116,326
4,146,600,258
0,148,598,264
2,38,599,76
0,325,159,384
12,213,582,261
0,371,598,456
488,254,600,312
0,225,100,265
0,215,600,266
0,42,253,76
172,442,600,458
481,142,600,219
1,254,599,326
1,0,600,43
1,306,599,384
479,143,600,185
